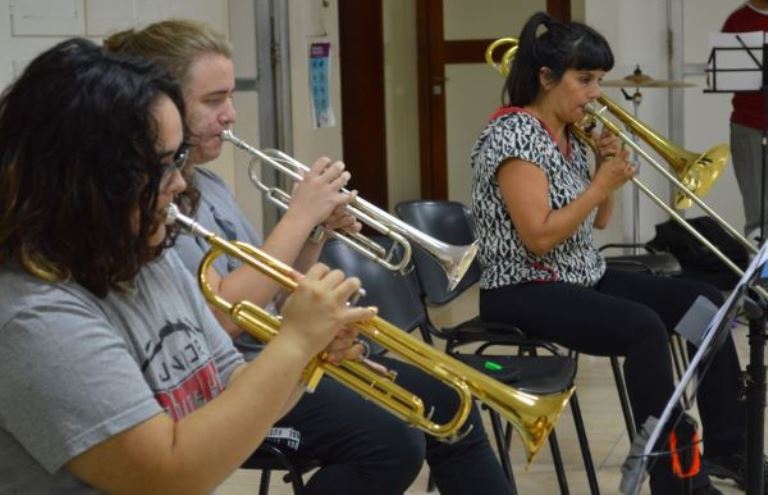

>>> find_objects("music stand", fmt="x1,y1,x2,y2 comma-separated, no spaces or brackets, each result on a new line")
705,31,768,495
705,31,767,241
619,239,768,495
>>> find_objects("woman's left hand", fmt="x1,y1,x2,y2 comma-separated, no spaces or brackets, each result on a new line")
594,126,623,163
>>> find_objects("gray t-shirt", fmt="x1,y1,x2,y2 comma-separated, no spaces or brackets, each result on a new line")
175,167,263,277
174,167,269,352
0,250,244,494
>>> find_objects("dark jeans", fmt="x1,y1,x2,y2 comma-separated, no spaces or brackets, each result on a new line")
480,269,745,494
267,356,512,495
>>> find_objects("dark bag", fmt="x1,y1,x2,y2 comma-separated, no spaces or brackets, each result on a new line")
646,216,749,289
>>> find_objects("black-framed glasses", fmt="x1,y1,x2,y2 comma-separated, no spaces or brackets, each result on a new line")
160,144,190,189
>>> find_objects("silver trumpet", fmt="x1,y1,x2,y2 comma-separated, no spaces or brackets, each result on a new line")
221,129,478,291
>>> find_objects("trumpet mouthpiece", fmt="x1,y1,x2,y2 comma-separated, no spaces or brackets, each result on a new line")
164,203,180,225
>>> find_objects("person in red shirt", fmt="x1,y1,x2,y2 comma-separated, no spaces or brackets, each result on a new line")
722,0,768,241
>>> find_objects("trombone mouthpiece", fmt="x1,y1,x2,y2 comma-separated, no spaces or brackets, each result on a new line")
584,101,606,116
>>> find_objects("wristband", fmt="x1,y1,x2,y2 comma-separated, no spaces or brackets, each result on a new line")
308,225,327,244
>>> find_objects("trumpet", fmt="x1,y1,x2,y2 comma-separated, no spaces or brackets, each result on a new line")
166,203,572,461
221,130,478,291
486,38,764,290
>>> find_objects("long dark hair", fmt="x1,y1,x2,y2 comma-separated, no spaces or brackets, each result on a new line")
505,12,614,106
0,38,186,297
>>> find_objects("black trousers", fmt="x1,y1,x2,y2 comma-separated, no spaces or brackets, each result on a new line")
267,356,512,495
480,269,746,493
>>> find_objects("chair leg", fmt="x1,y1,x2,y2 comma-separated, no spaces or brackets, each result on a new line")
286,470,306,495
258,469,272,495
669,334,695,409
488,409,518,494
570,393,601,495
548,429,570,494
426,471,436,492
610,356,636,441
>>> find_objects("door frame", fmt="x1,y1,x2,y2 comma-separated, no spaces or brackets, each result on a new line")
415,0,571,199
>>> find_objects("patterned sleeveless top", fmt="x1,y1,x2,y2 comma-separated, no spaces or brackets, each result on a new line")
470,108,606,289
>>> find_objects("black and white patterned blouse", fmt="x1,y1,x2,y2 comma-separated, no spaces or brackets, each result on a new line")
470,108,606,289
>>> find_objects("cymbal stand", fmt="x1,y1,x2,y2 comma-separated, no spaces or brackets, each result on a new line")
620,86,644,254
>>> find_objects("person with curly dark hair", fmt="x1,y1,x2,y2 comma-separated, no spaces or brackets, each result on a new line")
0,38,372,494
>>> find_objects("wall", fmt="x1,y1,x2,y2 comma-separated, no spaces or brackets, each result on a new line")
383,0,420,210
228,0,262,235
682,0,744,233
585,0,746,246
287,0,343,166
0,0,236,189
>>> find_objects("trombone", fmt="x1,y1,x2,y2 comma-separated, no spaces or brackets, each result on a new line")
166,203,573,462
221,130,478,292
486,38,762,288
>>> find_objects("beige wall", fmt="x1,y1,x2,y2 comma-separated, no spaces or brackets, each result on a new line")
288,0,344,166
0,0,237,191
383,0,420,210
443,0,547,206
228,0,261,235
2,0,745,247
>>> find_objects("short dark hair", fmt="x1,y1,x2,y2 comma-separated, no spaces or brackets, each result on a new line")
505,12,614,106
0,38,186,297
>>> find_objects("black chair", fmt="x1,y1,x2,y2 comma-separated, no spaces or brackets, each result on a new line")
395,199,601,495
320,236,588,495
240,443,320,494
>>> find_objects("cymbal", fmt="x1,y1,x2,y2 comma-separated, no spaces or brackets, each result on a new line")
601,65,696,88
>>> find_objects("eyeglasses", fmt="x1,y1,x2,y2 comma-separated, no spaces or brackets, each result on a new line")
160,144,189,189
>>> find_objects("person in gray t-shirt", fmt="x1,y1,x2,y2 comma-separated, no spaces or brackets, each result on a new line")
106,20,513,495
0,38,371,495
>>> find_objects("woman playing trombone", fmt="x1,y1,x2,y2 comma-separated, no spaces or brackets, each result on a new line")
472,11,755,495
106,19,511,495
0,38,372,494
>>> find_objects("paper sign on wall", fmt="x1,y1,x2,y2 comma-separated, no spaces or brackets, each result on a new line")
309,42,335,129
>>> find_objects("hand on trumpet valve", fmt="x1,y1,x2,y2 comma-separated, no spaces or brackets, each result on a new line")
323,195,363,235
279,263,377,360
290,156,351,228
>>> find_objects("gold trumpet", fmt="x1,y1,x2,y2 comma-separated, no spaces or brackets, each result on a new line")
486,38,763,287
166,203,572,461
221,130,478,292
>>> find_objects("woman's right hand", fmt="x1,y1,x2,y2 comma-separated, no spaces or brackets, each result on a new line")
289,157,351,227
277,263,376,360
591,148,634,197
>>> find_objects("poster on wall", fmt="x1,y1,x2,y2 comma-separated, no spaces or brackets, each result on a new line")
309,41,335,129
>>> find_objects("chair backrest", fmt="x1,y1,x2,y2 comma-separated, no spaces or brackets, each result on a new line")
319,237,427,333
395,200,482,305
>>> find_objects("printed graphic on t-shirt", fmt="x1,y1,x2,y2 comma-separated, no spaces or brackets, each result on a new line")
265,427,302,451
140,318,225,421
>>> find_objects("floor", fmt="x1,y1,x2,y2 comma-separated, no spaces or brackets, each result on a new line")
218,285,758,495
